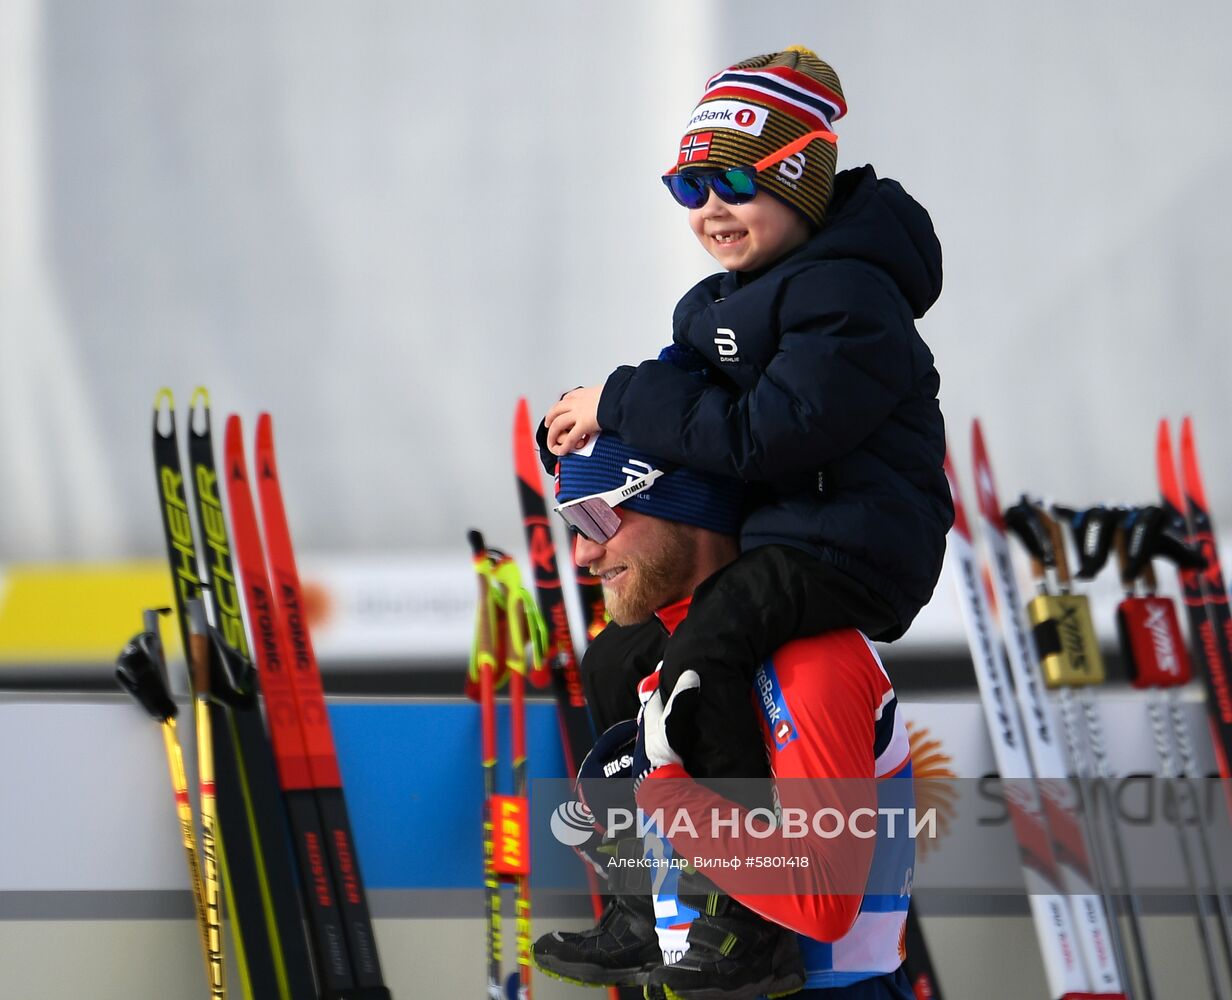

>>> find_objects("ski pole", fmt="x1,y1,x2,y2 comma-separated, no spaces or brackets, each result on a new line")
116,608,213,981
470,531,506,1000
944,459,1092,998
1030,501,1156,1000
495,553,548,1000
188,598,227,999
1005,500,1136,996
972,420,1126,996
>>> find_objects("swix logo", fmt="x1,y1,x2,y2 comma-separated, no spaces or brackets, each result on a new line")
755,664,798,748
713,328,738,362
621,458,654,486
603,754,633,777
1056,604,1092,675
778,153,806,186
1143,602,1182,677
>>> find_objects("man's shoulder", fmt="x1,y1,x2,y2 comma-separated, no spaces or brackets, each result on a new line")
583,616,667,665
763,629,892,703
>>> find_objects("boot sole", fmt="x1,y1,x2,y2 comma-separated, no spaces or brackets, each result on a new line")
652,971,805,1000
533,953,658,988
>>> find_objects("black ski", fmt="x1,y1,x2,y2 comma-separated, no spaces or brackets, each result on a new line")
152,388,282,999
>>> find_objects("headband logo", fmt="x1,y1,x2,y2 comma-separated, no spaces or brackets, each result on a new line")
778,153,806,186
621,459,654,486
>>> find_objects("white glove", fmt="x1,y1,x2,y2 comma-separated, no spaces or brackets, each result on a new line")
641,668,700,772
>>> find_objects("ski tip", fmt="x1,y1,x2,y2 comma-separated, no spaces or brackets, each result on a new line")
153,388,175,437
969,420,1006,530
1156,417,1182,508
254,412,278,478
1179,415,1207,507
255,411,273,445
513,397,544,487
222,413,247,476
941,449,972,541
188,387,211,437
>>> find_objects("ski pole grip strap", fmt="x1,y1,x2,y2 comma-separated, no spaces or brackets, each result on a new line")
1117,596,1191,688
1027,594,1106,688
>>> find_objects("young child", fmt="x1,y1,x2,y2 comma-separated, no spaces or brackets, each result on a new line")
543,44,953,780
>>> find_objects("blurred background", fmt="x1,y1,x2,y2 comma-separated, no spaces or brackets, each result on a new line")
3,4,1232,997
2,0,1231,687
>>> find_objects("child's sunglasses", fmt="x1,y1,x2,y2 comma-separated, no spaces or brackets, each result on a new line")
661,129,837,209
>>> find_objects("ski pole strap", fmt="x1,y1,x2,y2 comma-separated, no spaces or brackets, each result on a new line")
468,536,507,691
493,560,549,683
1004,498,1053,579
1051,504,1118,581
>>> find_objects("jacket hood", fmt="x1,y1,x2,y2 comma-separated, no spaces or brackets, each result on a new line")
791,165,942,318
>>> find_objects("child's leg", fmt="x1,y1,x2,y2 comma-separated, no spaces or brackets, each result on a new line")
660,544,899,780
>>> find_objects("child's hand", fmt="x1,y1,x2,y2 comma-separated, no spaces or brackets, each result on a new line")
543,385,602,455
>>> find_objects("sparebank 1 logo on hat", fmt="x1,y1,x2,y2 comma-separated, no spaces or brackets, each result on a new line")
684,101,768,136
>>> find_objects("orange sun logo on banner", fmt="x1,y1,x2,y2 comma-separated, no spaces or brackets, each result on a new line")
906,722,958,859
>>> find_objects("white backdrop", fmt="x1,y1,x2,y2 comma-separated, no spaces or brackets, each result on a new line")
2,2,1230,582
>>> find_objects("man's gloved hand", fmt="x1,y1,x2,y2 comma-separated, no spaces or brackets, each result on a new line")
632,669,699,790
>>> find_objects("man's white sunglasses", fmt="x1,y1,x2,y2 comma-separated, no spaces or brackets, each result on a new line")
552,468,666,543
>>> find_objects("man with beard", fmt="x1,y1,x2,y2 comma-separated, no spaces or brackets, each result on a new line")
533,431,916,1000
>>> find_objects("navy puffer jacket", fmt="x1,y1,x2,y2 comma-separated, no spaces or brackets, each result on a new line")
596,165,954,633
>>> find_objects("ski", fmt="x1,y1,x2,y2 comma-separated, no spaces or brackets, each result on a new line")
511,397,594,771
1161,418,1232,780
226,414,359,996
152,389,285,1000
971,422,1125,995
943,451,1096,999
252,412,391,998
187,390,318,1000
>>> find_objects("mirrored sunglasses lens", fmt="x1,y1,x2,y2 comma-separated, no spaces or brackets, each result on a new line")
714,169,757,204
560,498,621,543
666,174,709,209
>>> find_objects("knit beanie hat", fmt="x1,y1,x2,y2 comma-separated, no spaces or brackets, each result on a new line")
670,46,846,226
555,432,744,537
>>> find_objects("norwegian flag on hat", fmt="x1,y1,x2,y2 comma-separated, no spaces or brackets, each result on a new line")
677,131,713,165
